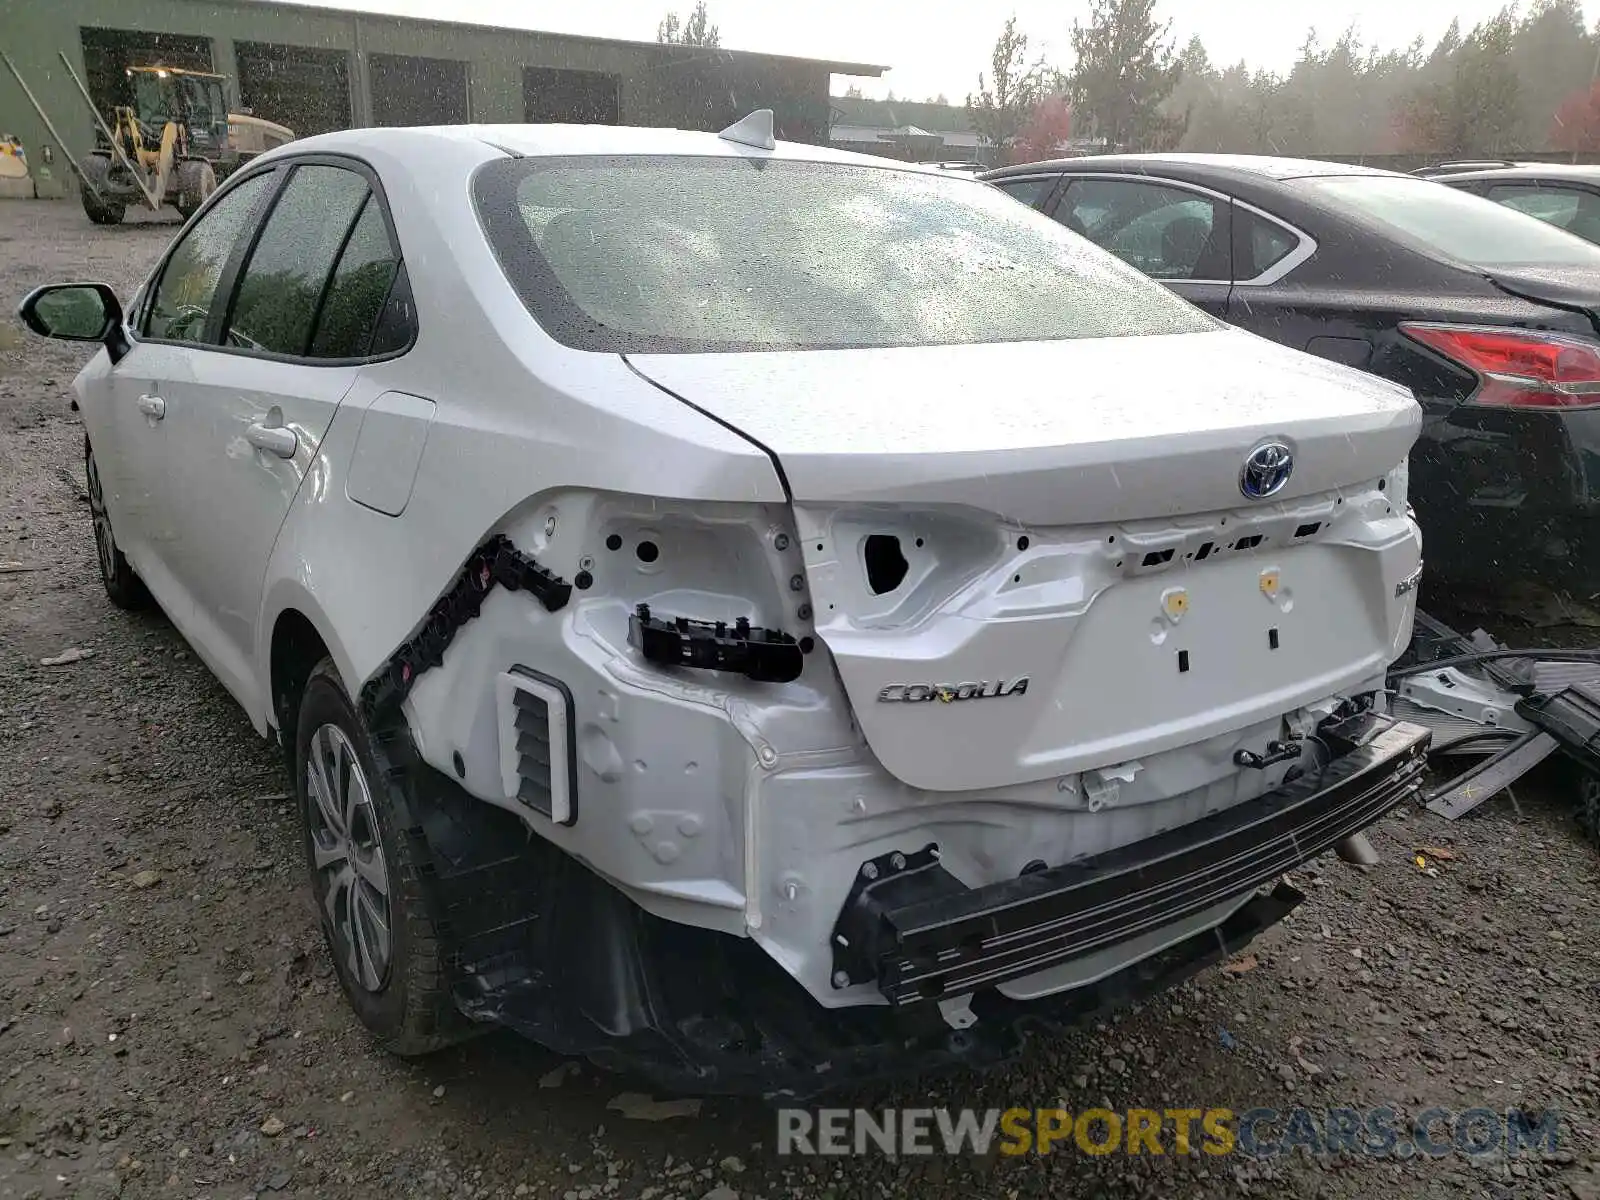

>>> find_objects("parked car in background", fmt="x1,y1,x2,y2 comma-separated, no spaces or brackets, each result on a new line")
19,122,1429,1096
983,153,1600,597
1410,159,1543,177
1417,161,1600,246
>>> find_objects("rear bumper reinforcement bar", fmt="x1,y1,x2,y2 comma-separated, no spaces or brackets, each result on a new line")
831,713,1431,1007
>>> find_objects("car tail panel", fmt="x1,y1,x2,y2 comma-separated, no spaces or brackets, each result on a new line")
795,483,1419,791
630,327,1422,792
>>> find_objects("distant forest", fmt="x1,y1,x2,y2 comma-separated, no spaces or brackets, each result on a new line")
965,0,1600,161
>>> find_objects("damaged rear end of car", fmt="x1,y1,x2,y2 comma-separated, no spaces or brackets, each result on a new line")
302,137,1430,1097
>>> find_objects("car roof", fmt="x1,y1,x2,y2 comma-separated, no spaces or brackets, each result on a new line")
982,152,1403,183
1431,162,1600,184
260,122,959,174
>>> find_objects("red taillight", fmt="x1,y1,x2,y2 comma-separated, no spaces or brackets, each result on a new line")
1399,322,1600,410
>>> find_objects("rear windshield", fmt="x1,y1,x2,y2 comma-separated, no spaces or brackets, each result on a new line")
473,156,1218,353
1295,174,1600,268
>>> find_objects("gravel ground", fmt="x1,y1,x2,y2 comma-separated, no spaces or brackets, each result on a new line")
2,198,1599,1200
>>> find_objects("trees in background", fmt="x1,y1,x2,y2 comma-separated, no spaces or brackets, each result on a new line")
966,17,1049,158
1015,97,1075,162
1553,81,1600,152
1512,0,1596,144
657,2,720,47
1392,9,1522,156
966,0,1181,159
1181,1,1588,157
1067,0,1185,151
966,0,1600,158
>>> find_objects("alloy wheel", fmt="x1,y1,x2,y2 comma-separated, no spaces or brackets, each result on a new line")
305,723,393,993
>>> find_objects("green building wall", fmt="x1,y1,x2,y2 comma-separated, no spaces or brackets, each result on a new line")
0,0,869,189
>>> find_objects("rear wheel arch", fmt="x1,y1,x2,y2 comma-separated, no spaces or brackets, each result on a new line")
269,607,335,757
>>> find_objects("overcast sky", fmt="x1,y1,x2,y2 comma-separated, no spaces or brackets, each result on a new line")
269,0,1597,99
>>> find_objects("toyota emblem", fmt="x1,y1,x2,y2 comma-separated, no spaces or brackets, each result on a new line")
1239,441,1294,500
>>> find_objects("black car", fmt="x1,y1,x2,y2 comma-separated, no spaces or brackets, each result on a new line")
981,153,1600,596
1417,161,1600,246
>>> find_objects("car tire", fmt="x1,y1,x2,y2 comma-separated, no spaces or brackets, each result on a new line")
294,659,470,1056
79,154,126,226
85,439,150,610
174,159,215,220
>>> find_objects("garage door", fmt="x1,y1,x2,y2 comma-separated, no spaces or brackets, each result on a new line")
369,53,469,126
236,42,352,137
524,67,620,124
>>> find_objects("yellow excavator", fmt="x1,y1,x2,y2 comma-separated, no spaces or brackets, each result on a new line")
1,52,295,225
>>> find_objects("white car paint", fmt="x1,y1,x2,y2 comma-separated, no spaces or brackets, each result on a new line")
61,122,1423,1013
152,353,358,717
628,329,1418,520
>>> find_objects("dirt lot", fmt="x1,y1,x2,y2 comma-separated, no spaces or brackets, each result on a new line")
1,198,1599,1200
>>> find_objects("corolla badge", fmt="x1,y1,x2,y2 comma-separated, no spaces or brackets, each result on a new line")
1239,441,1294,500
878,678,1030,703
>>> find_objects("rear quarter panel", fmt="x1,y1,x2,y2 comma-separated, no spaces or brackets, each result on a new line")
253,137,784,720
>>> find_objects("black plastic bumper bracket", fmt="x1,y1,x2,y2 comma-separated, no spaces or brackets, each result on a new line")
831,712,1430,1007
359,534,571,724
628,604,803,683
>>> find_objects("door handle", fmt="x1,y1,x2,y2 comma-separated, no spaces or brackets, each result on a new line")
245,422,297,459
136,393,165,419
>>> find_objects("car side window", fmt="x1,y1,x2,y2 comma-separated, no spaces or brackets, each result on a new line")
223,164,372,356
144,172,273,343
992,176,1058,210
1487,183,1580,227
1234,208,1300,281
309,196,403,359
1485,183,1600,244
1057,179,1230,280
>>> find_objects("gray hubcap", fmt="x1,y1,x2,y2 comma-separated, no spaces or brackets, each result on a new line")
86,453,116,583
305,723,392,992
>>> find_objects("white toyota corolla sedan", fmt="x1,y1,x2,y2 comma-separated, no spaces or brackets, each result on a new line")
20,113,1428,1096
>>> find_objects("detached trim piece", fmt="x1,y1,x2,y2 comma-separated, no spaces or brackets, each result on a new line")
1518,681,1600,845
1519,680,1600,772
1424,729,1559,820
360,534,571,723
628,604,803,683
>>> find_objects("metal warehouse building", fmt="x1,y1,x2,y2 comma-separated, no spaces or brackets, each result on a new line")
0,0,884,181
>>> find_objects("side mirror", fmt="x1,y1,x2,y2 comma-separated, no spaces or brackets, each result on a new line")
17,282,129,362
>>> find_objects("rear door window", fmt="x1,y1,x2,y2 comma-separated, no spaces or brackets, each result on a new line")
1056,179,1231,280
223,163,372,356
308,196,404,358
1234,207,1302,281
